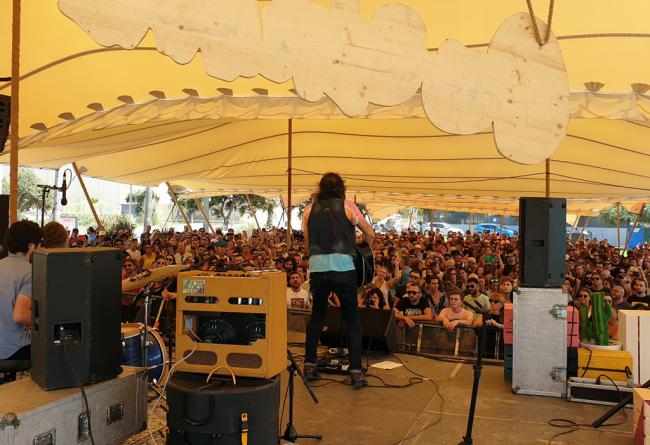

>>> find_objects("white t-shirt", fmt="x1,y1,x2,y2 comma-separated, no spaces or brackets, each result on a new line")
287,288,312,310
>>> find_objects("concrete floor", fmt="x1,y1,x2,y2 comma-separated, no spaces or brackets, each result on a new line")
282,350,633,445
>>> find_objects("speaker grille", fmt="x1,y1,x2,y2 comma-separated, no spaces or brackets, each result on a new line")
184,350,217,365
227,353,262,369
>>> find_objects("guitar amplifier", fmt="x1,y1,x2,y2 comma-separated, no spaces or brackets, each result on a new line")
175,271,287,379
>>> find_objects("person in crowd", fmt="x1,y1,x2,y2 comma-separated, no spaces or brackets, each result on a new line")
287,271,312,310
464,274,490,322
629,278,649,310
41,221,69,248
359,287,389,310
424,275,448,316
437,291,473,332
393,283,433,329
69,227,79,247
395,269,423,300
301,172,375,389
0,221,43,377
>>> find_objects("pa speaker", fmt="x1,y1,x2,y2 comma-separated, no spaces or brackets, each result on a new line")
0,195,7,259
519,197,566,287
0,95,9,153
31,247,123,390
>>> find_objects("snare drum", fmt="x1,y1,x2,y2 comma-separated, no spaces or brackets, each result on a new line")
121,323,169,384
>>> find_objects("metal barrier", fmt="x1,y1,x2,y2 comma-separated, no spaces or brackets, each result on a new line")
286,309,503,361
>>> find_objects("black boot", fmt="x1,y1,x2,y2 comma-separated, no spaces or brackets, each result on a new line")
303,362,321,381
350,370,367,389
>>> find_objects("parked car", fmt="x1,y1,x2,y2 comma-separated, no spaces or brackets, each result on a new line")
473,223,517,236
421,222,466,236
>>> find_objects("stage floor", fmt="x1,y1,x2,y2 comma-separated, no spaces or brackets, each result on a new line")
125,333,633,445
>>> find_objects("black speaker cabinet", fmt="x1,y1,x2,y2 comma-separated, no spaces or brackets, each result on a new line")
519,197,566,287
0,194,7,259
321,307,397,352
31,247,123,390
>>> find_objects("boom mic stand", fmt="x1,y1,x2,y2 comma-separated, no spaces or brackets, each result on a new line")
459,300,490,445
37,184,63,227
281,350,322,443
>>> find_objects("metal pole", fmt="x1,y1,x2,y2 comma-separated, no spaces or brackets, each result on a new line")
194,198,215,235
166,182,192,230
143,186,153,229
72,162,104,231
616,203,621,248
623,203,646,252
545,158,551,198
499,214,504,234
577,216,591,243
287,119,293,248
8,0,21,223
245,194,262,232
52,169,60,222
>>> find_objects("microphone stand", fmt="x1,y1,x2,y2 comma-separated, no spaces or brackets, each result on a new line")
37,184,63,227
281,350,322,443
459,300,491,445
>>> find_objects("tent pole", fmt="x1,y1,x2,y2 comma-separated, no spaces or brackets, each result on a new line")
8,0,21,223
616,203,621,248
407,207,415,230
245,194,262,232
166,182,192,231
623,204,646,252
71,162,104,232
545,158,551,198
577,216,591,243
499,215,504,234
194,198,215,235
569,214,580,238
287,119,293,248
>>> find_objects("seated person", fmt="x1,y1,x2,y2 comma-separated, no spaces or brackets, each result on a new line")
1,221,43,365
287,271,312,309
393,283,432,329
437,291,474,332
41,221,69,248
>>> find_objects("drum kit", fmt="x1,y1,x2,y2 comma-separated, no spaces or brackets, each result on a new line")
119,264,185,385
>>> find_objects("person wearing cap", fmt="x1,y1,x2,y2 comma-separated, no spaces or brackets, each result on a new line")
0,221,43,374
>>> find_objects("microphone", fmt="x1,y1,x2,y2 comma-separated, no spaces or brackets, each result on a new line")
60,172,68,206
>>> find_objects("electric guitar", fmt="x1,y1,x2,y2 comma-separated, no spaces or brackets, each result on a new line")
355,242,375,287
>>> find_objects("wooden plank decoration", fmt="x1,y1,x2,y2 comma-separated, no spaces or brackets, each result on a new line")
58,0,569,165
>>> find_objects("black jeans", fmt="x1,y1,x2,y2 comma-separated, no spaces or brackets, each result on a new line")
305,270,362,370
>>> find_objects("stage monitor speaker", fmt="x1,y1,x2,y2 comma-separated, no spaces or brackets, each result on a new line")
519,197,566,287
0,95,9,153
0,194,8,259
321,307,397,352
31,247,123,390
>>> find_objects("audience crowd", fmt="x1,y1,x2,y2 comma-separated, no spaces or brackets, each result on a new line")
64,223,650,341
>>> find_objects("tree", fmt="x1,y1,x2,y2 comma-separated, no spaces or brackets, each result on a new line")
599,206,649,227
126,189,159,219
1,168,54,219
210,195,248,229
168,191,198,223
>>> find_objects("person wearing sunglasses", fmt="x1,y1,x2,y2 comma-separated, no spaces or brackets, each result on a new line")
393,283,432,330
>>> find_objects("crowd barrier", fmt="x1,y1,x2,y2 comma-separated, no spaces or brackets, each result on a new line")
287,309,503,361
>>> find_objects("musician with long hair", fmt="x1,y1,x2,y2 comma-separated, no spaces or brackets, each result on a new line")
302,172,375,389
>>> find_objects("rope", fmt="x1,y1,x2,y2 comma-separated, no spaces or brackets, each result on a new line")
9,0,21,223
525,0,555,46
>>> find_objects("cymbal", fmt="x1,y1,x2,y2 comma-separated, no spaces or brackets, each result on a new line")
122,264,186,291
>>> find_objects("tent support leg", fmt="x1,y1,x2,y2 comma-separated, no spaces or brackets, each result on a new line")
577,216,591,242
287,119,293,249
8,0,21,223
72,162,104,232
194,198,215,235
245,194,262,232
623,204,645,252
166,182,192,231
616,203,621,248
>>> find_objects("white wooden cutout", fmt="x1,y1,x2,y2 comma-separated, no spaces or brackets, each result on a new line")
58,0,569,164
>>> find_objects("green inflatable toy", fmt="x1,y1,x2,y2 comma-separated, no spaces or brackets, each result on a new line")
578,291,612,346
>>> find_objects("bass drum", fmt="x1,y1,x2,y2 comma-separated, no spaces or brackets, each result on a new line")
121,323,169,384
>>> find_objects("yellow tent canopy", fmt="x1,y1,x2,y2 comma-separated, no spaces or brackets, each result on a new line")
1,1,649,214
